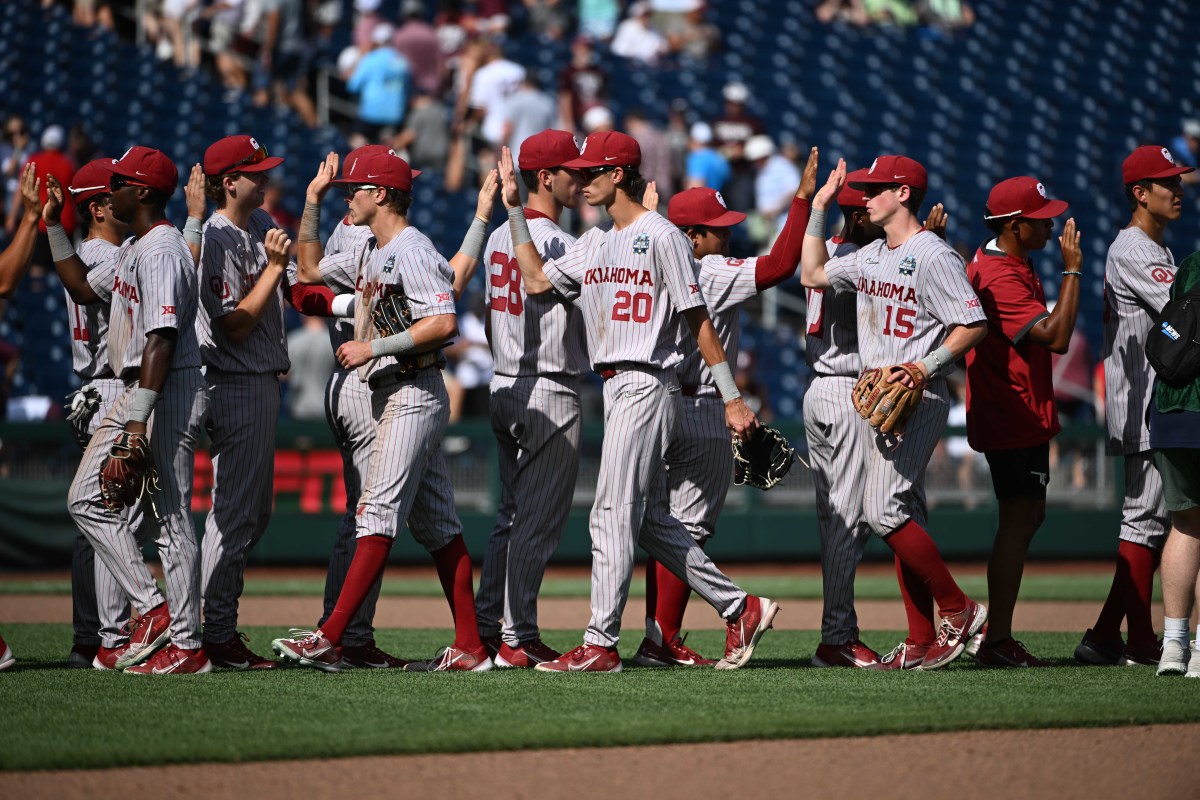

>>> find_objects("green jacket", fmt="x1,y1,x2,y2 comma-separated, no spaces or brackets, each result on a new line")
1156,251,1200,413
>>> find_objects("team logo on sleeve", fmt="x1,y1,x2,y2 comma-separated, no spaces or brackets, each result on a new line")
633,233,650,255
383,254,396,274
898,255,917,276
965,297,981,309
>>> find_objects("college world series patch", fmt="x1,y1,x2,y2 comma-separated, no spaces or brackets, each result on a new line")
383,254,397,273
899,255,916,276
633,233,650,255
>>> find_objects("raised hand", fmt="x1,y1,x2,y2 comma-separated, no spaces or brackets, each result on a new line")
41,173,63,226
20,163,43,218
1059,217,1081,273
812,158,845,211
306,152,340,204
497,146,521,209
924,203,948,240
476,169,498,220
264,227,292,269
185,164,207,220
642,180,659,210
797,146,819,200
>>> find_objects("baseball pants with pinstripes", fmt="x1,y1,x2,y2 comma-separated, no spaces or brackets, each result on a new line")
319,369,383,648
665,394,732,544
476,375,582,645
356,369,459,552
803,374,872,644
1119,451,1169,548
586,367,745,648
68,367,209,649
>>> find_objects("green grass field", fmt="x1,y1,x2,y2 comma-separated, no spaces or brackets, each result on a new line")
1,623,1197,772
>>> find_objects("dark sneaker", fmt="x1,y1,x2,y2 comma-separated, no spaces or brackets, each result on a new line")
975,638,1051,668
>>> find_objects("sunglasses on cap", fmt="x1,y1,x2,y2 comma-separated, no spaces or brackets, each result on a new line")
110,174,151,192
344,183,381,196
680,224,717,237
581,165,618,177
228,145,269,172
862,183,902,198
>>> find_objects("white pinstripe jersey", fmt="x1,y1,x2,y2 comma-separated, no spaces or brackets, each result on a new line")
353,225,457,383
804,239,862,377
676,254,758,387
543,211,705,369
107,222,201,375
825,229,985,370
69,238,121,379
196,209,290,373
485,212,586,377
1102,226,1175,454
321,218,374,352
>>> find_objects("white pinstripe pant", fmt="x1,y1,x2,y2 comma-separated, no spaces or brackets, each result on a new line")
804,374,872,644
200,370,280,643
476,374,582,645
586,367,745,648
68,367,209,649
1118,451,1169,548
665,393,732,543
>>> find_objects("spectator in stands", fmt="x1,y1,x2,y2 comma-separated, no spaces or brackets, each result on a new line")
394,0,447,96
74,0,115,30
352,0,390,53
864,0,919,26
746,134,800,238
714,81,764,213
347,23,411,142
394,89,451,172
684,122,729,191
578,0,620,40
199,0,250,95
466,38,526,150
611,1,668,65
916,0,975,29
659,1,720,59
161,0,202,69
502,75,558,167
665,99,690,190
1172,119,1200,185
1,116,32,228
285,316,335,421
558,36,608,132
435,0,476,74
626,108,673,204
815,0,870,25
7,127,76,256
254,0,318,128
525,0,568,40
582,105,614,133
476,0,512,36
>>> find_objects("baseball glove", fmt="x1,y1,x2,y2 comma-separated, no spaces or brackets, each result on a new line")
732,426,801,491
372,289,413,338
65,386,103,450
851,363,927,435
98,431,159,513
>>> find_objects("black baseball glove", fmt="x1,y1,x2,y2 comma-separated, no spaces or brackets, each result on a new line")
372,289,413,338
732,426,803,491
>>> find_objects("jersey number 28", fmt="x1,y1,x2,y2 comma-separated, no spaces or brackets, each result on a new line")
489,253,524,316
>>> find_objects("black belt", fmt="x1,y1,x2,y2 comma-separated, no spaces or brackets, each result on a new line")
368,365,434,390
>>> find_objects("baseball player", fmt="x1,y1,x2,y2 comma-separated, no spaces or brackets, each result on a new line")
629,149,817,667
46,146,220,674
194,134,291,670
801,155,988,670
801,169,887,669
498,132,779,673
1080,145,1194,666
273,147,493,672
0,164,42,297
472,129,585,668
965,176,1082,667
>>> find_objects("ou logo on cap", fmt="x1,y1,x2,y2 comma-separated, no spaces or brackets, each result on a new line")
580,139,588,155
1036,182,1047,198
715,191,727,207
1162,147,1176,165
250,137,260,150
869,158,878,173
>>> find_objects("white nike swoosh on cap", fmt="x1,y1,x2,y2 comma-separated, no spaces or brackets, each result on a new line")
893,174,906,179
569,654,603,671
366,173,382,178
604,156,617,161
135,171,148,176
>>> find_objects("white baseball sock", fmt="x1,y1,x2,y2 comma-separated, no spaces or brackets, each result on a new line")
1163,616,1190,647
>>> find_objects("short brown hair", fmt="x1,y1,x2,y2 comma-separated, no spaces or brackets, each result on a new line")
615,166,646,203
382,188,412,216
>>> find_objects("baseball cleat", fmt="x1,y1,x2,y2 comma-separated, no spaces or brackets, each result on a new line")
716,595,779,670
975,638,1051,668
631,635,715,667
1119,639,1162,667
920,599,987,670
204,632,279,670
867,641,929,671
1073,629,1124,665
93,643,131,671
272,629,343,672
812,639,881,669
534,643,622,673
1157,640,1190,676
68,644,99,669
495,639,562,668
404,644,493,672
115,604,172,669
125,645,213,675
964,623,987,658
0,636,14,671
341,641,408,669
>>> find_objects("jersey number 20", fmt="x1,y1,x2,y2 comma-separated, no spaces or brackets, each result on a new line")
612,290,652,323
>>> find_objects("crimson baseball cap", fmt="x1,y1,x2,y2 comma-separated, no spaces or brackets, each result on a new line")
562,130,641,169
203,135,284,176
849,155,928,192
667,187,746,227
1122,145,1195,185
518,129,580,171
110,146,179,195
68,158,115,206
836,169,870,208
331,146,421,191
984,176,1068,220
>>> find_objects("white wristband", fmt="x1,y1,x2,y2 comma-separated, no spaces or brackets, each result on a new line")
370,330,416,357
710,360,741,403
805,207,827,238
48,223,76,262
127,387,159,424
508,206,533,246
918,345,954,378
331,294,355,317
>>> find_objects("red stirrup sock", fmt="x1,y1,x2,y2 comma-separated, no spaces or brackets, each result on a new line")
431,534,483,651
1118,540,1159,647
894,554,937,646
320,535,392,645
653,560,693,644
886,520,967,617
